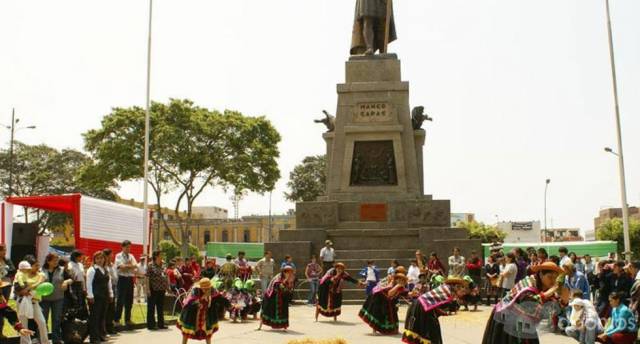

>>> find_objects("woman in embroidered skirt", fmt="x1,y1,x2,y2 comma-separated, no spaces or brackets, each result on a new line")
402,277,470,344
359,273,409,335
316,262,363,322
482,261,563,344
177,278,228,344
258,265,295,330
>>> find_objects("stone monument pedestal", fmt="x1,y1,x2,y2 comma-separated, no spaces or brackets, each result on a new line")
267,54,480,302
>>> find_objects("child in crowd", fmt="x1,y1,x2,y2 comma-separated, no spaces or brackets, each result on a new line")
359,260,380,296
166,260,182,292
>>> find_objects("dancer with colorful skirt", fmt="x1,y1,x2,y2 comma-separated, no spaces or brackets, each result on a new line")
482,261,563,344
402,277,470,344
316,262,363,321
177,278,228,344
359,273,409,335
258,265,295,330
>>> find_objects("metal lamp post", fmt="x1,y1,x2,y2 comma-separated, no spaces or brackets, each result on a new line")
604,0,631,261
544,179,551,242
4,108,36,196
605,147,631,260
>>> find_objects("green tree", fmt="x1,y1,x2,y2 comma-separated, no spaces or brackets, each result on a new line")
83,99,281,255
157,240,201,262
0,142,117,233
284,155,326,202
457,220,507,243
596,218,640,257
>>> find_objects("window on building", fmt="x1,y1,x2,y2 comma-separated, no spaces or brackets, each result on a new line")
222,230,229,242
163,231,170,240
283,224,291,230
243,230,250,242
204,231,211,243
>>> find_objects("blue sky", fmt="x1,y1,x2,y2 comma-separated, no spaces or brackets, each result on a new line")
1,1,638,235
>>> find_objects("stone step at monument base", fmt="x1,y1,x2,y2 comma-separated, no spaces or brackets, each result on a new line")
334,221,409,229
334,249,416,260
328,228,418,236
327,236,418,250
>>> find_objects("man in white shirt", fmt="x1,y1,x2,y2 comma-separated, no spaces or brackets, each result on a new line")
558,246,571,268
114,240,137,328
319,240,336,272
448,247,466,277
255,251,275,292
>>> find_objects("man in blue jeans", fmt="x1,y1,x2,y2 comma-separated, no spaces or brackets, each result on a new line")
305,255,323,305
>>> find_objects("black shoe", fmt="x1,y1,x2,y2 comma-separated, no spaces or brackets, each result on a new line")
158,326,168,330
147,326,158,331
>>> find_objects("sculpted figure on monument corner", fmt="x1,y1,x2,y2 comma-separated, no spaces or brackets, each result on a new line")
351,0,397,55
411,106,433,130
314,110,336,132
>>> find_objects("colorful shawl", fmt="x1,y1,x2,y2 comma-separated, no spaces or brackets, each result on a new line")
417,284,453,312
320,268,354,293
264,273,293,298
495,275,539,312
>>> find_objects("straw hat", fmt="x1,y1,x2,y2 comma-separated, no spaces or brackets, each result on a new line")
393,273,408,283
196,278,212,290
281,265,294,273
531,261,564,274
334,262,346,270
395,266,407,275
0,280,10,289
444,276,468,286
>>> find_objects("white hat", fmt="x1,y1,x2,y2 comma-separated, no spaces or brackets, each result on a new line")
18,261,32,270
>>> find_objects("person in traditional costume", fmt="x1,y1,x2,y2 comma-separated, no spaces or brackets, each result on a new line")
482,261,564,344
242,279,261,320
402,276,470,344
226,279,252,323
258,265,295,331
460,275,480,312
315,263,363,322
177,278,228,344
359,273,409,335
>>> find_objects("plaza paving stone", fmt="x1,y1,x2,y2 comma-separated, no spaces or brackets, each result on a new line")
114,304,570,344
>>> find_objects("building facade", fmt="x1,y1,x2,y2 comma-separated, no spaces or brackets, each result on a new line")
543,228,583,242
158,214,296,250
594,206,640,236
498,221,542,243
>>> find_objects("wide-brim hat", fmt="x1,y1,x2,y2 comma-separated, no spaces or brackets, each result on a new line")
0,281,10,289
395,266,407,275
196,278,212,290
394,273,408,283
531,261,564,274
334,262,346,270
445,276,468,286
325,240,333,245
281,265,294,273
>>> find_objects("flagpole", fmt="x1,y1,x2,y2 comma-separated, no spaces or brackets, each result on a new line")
142,0,153,254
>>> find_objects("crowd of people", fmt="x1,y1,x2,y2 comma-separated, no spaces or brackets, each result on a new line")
3,238,640,344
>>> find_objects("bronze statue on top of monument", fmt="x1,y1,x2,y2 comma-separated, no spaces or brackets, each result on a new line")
351,0,396,56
